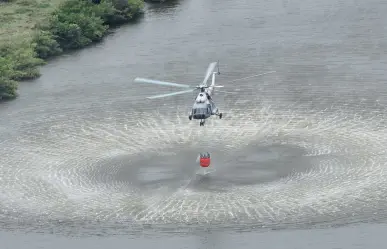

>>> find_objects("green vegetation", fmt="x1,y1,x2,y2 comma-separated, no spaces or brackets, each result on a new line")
0,0,144,100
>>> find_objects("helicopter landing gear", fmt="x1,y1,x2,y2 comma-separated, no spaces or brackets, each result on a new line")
189,115,192,120
200,120,205,126
219,113,222,119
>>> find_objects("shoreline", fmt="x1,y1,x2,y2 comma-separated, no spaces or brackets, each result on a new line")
0,0,161,102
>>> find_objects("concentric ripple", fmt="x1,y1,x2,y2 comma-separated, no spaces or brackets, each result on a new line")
2,101,387,235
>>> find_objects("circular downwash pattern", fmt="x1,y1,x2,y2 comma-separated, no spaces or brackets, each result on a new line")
93,143,310,193
1,105,387,235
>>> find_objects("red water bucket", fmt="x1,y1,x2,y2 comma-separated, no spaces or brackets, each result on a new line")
199,153,211,167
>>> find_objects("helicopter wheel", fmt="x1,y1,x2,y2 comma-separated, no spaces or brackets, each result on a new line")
189,115,192,120
219,113,222,119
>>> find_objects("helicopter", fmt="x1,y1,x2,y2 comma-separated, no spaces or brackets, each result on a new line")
134,61,224,126
133,61,276,126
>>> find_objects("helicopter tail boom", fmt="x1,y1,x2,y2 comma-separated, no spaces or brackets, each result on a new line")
202,62,218,86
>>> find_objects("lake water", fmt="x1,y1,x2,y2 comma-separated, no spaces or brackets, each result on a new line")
1,0,387,248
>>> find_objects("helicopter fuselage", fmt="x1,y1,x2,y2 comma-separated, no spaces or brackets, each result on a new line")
134,61,275,127
191,102,214,120
189,88,221,126
133,62,224,126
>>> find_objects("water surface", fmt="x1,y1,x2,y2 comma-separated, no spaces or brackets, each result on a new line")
1,0,387,247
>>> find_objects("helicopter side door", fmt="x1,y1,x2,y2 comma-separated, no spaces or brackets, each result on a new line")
208,100,217,115
206,103,212,116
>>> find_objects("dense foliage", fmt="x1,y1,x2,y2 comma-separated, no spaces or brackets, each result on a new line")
0,42,45,100
0,0,144,100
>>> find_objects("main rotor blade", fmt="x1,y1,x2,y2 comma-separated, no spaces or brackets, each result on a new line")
226,71,276,83
202,62,218,85
134,77,191,88
147,89,195,99
216,90,237,94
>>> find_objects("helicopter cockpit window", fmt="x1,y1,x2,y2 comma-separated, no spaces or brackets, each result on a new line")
194,108,209,115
